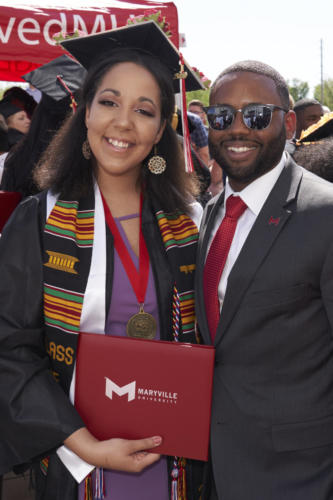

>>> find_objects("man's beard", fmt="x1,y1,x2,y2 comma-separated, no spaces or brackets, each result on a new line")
209,128,286,186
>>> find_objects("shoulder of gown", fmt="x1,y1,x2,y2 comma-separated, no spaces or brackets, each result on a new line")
0,192,83,475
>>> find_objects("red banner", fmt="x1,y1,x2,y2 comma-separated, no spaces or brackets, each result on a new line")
0,1,178,81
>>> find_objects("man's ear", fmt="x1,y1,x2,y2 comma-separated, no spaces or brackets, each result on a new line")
285,110,296,140
154,119,166,144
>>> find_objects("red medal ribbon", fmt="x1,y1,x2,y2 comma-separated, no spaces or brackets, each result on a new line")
101,192,149,305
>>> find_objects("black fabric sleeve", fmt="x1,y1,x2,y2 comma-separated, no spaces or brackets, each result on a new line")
0,196,84,475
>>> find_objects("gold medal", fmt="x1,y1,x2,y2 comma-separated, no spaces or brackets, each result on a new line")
102,194,155,339
126,305,157,339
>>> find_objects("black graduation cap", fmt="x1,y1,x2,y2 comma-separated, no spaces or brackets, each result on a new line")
60,21,203,93
299,111,333,142
0,98,23,119
22,55,87,102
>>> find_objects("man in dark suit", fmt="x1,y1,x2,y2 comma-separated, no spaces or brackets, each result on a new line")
196,60,333,500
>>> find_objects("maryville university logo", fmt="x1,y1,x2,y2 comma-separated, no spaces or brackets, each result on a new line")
105,378,178,405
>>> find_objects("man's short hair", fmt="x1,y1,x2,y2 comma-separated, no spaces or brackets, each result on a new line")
188,99,205,110
293,98,322,113
211,60,290,110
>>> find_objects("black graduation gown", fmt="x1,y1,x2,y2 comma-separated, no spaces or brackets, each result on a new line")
0,192,204,499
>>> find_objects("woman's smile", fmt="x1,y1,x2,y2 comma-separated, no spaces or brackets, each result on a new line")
85,62,165,187
105,137,135,153
105,137,132,151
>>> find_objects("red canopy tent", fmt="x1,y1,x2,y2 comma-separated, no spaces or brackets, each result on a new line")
0,1,178,81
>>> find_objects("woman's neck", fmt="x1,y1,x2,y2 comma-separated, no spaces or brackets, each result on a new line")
97,171,141,218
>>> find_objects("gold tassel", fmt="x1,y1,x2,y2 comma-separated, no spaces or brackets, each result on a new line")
84,473,93,500
177,457,187,499
171,104,179,131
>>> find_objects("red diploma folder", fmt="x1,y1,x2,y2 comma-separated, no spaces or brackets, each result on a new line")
75,333,215,461
0,191,22,232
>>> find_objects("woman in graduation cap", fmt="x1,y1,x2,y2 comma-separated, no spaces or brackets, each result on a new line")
0,55,87,197
0,95,31,148
0,21,204,500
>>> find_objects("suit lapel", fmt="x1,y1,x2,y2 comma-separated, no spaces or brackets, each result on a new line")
214,159,303,346
196,191,225,345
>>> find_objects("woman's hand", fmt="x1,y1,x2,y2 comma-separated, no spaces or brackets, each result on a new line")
64,427,162,473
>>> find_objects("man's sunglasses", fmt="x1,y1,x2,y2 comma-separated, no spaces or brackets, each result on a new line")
203,104,288,131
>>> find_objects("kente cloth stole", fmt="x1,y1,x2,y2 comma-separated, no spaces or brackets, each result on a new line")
43,192,198,354
43,192,96,395
44,199,94,334
155,209,198,341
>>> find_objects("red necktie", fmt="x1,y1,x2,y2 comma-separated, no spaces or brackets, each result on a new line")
203,195,247,341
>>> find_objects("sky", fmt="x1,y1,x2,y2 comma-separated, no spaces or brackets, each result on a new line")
174,0,333,97
1,0,333,97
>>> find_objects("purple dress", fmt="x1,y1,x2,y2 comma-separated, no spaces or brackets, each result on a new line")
78,214,169,500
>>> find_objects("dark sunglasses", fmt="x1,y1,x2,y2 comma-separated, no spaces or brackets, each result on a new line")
203,104,288,131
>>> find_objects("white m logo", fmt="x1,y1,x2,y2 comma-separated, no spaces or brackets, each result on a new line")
105,377,136,402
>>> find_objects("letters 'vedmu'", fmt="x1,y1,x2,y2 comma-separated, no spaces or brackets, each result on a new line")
105,378,136,402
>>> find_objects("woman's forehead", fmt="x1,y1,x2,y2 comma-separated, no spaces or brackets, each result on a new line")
95,62,161,101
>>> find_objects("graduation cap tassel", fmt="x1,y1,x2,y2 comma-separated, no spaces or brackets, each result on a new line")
178,458,187,499
56,75,78,113
171,456,187,500
84,473,93,500
94,467,105,499
171,457,180,500
178,53,194,173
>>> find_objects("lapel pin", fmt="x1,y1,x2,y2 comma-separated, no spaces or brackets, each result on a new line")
268,216,280,226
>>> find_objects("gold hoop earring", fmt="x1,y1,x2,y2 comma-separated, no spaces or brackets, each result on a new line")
147,145,166,174
82,138,91,160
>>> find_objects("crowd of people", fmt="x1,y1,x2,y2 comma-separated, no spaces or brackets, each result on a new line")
1,57,332,205
0,16,333,500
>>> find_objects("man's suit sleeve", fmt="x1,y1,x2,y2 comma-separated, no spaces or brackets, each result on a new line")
0,196,83,475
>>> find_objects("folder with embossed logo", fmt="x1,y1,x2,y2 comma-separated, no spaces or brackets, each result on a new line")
75,333,215,461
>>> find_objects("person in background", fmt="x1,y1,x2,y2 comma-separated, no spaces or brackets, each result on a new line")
1,55,87,198
0,116,9,182
294,97,323,139
208,159,224,197
5,104,31,136
3,85,36,119
188,100,223,194
293,136,333,182
0,86,36,147
0,21,204,500
173,106,211,206
197,59,333,500
0,98,31,148
284,93,297,155
188,99,208,128
293,110,333,182
188,110,210,166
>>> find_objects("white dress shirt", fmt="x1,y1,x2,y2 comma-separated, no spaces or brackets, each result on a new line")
206,153,286,311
